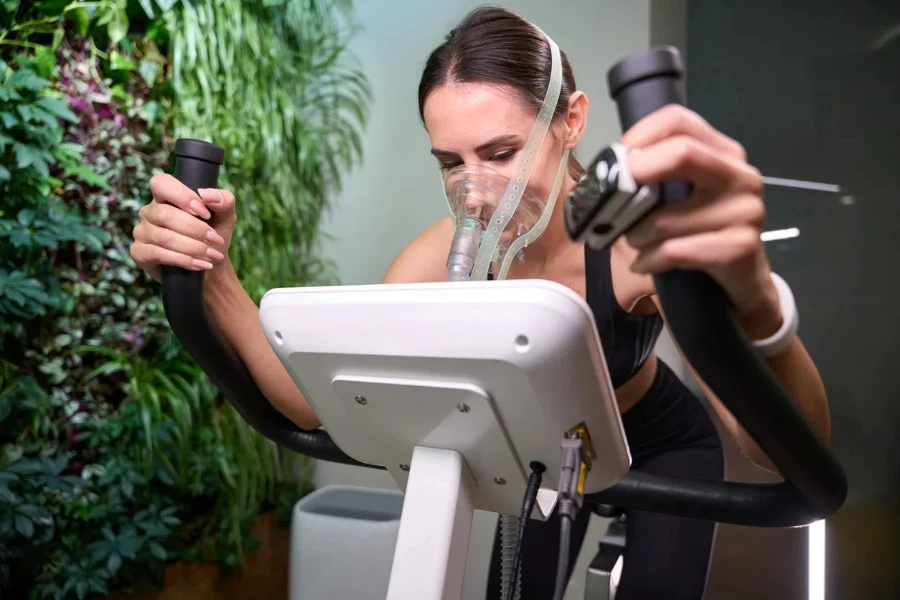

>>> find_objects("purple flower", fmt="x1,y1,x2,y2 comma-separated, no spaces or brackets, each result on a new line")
67,96,90,112
97,105,114,120
113,114,125,128
123,327,145,347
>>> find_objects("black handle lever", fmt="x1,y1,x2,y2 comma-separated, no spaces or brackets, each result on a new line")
161,139,378,468
590,47,848,525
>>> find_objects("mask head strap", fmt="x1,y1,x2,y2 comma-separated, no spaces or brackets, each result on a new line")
468,27,564,280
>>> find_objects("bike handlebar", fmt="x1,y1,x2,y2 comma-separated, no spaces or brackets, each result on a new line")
159,47,847,526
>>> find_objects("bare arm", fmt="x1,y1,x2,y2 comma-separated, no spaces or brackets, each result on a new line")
202,261,321,430
652,295,831,472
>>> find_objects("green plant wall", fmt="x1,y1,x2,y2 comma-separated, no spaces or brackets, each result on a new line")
0,1,368,598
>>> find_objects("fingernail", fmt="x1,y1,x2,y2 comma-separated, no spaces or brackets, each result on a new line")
190,200,211,220
193,259,214,270
198,188,219,204
206,229,225,245
206,247,225,261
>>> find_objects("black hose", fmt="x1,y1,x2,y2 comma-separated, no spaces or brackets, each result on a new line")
551,514,573,600
505,462,546,600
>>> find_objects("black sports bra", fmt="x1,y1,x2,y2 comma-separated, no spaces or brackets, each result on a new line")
489,244,662,388
585,245,663,388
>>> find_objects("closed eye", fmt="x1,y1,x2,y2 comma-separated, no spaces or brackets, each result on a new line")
489,149,518,164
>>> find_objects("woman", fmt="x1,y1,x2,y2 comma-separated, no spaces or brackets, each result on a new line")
131,7,831,599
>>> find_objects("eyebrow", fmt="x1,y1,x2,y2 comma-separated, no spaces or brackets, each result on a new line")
431,134,521,158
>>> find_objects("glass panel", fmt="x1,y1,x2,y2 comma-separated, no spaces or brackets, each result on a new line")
688,1,900,598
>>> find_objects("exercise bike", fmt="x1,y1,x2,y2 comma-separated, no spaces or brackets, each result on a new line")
159,48,847,600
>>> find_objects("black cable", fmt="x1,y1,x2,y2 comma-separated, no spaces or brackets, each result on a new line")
552,513,573,600
505,461,546,600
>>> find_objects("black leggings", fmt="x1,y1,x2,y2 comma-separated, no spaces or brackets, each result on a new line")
486,360,725,600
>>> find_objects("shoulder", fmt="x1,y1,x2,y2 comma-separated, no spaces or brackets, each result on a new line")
609,237,658,316
382,217,455,284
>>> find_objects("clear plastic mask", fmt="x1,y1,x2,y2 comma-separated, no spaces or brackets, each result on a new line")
444,164,546,261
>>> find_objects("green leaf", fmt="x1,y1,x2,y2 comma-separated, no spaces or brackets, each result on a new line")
7,458,44,475
0,165,9,182
53,333,72,348
137,0,155,19
67,7,90,36
13,143,42,170
138,59,160,86
51,27,65,51
75,580,88,600
110,51,137,72
149,541,167,561
35,97,77,122
106,8,130,46
17,208,34,226
37,0,69,16
142,100,163,127
117,534,139,559
54,142,83,160
15,514,34,538
1,112,18,128
0,486,18,502
0,472,20,485
18,504,52,522
65,164,111,190
106,552,122,574
5,69,50,92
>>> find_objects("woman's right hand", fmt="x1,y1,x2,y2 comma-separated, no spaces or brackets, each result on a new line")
131,174,237,282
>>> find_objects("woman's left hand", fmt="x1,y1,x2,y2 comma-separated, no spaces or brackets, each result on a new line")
621,104,782,339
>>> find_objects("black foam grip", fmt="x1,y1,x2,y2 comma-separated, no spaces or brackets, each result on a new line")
161,139,379,469
591,47,847,525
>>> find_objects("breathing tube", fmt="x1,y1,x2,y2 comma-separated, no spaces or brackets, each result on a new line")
161,47,846,528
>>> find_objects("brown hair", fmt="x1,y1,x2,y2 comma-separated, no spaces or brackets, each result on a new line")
418,6,583,176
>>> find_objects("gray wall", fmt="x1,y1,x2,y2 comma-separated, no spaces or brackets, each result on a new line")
315,2,653,598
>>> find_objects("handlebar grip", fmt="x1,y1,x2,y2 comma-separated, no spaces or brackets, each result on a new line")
592,47,848,525
161,139,377,468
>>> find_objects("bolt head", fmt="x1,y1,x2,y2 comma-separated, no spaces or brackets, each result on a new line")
355,395,367,405
457,403,470,413
400,464,410,471
493,477,506,485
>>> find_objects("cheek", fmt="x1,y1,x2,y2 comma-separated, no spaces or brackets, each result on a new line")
525,140,565,198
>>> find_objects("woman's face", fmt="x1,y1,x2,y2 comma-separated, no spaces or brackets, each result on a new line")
423,82,569,206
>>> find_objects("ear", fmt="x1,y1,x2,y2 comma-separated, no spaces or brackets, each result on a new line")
563,91,589,149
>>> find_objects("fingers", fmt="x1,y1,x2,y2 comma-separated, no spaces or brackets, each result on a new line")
150,174,211,219
630,225,761,275
198,188,236,217
628,134,762,194
626,193,765,250
134,218,225,260
139,201,224,244
622,105,746,161
131,240,215,273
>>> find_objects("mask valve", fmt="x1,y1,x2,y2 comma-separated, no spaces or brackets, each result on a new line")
446,217,483,281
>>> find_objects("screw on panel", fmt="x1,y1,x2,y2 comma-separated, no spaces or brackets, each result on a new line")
457,403,470,413
400,464,410,471
355,395,367,405
494,477,506,485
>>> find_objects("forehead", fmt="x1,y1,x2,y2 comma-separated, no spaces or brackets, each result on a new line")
423,82,535,151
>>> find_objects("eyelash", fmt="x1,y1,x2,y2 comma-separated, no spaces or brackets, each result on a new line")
439,149,518,171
